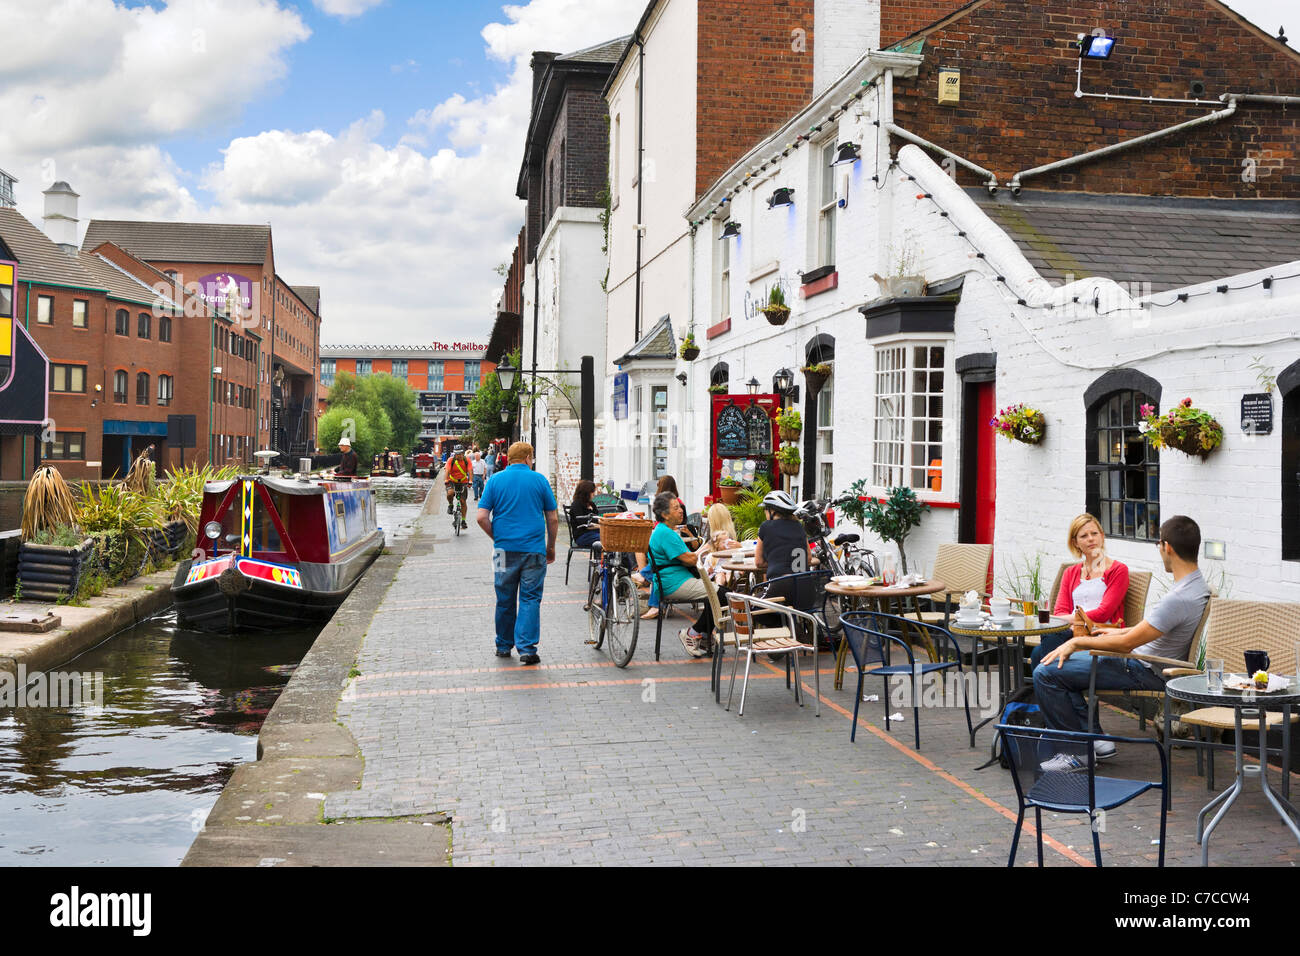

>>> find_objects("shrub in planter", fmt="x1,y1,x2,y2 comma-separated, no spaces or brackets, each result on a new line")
718,476,741,505
17,526,95,602
990,403,1046,445
776,409,802,442
707,383,728,394
762,285,791,326
1139,398,1223,459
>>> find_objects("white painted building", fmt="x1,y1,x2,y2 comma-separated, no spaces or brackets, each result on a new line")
684,49,1300,605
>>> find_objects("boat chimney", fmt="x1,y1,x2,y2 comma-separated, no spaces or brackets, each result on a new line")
299,457,312,481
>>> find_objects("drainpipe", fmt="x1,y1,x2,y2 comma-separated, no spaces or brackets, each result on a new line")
21,285,29,479
529,252,539,465
885,122,999,193
1009,97,1239,194
633,34,645,345
1222,92,1300,106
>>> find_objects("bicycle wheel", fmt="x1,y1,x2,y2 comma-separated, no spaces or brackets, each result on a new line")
586,569,605,649
453,505,462,536
604,573,640,668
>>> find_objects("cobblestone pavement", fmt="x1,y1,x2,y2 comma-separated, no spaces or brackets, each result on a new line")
328,490,1300,866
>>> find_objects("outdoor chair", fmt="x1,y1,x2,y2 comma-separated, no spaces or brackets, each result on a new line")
839,611,974,749
997,724,1168,867
917,543,998,670
1027,567,1153,688
563,505,600,585
725,592,822,716
1160,599,1300,800
648,553,703,662
758,570,834,646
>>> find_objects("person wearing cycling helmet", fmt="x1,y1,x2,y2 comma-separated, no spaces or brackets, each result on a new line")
755,490,810,603
445,444,472,515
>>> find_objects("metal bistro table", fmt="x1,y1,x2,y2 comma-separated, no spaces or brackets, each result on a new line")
827,580,946,690
949,613,1071,741
1165,673,1300,866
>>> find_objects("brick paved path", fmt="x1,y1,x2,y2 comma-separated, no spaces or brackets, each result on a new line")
328,486,1300,866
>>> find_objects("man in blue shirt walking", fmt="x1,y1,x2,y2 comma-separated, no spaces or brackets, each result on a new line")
475,442,559,665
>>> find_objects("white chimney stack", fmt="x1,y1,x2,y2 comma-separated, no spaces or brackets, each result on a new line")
42,180,80,255
814,0,880,99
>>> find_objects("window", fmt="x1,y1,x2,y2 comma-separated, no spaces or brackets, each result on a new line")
356,359,372,376
116,309,129,335
114,370,127,403
651,385,668,478
136,372,150,405
392,358,408,379
1086,389,1160,541
159,314,172,341
818,381,834,497
816,140,837,269
43,432,84,461
37,295,52,324
428,360,444,391
321,358,335,387
717,221,731,322
612,114,621,206
872,343,945,491
50,364,86,393
72,300,87,329
157,374,173,407
464,361,480,392
138,311,150,338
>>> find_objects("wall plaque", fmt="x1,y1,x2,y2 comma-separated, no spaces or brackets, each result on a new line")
1241,392,1273,435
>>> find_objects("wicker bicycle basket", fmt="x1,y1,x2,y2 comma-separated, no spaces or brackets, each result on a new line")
599,515,655,553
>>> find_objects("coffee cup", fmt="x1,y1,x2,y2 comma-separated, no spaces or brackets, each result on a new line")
990,598,1012,619
1244,649,1271,674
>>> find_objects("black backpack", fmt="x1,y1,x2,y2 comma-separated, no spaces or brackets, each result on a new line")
977,694,1045,770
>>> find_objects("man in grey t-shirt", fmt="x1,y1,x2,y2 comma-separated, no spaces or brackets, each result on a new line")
1035,515,1210,752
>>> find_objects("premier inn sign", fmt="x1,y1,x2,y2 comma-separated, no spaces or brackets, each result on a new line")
0,258,51,434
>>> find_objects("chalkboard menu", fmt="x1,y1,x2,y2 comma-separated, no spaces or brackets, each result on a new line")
1241,393,1273,435
716,403,749,457
744,404,772,455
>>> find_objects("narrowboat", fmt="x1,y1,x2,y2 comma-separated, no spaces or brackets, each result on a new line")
172,474,384,633
412,452,437,479
370,451,403,477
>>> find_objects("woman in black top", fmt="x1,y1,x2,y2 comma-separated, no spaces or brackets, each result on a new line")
569,480,601,547
755,490,809,604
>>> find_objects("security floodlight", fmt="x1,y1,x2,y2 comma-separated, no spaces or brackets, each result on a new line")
720,220,741,239
831,142,861,165
1080,33,1115,58
767,187,795,209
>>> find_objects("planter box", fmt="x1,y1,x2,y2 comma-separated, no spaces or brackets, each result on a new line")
17,537,95,602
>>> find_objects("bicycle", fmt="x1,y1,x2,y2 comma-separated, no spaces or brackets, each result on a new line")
582,522,640,667
450,484,469,536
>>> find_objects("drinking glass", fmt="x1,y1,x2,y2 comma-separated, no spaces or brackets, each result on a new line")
1205,659,1225,694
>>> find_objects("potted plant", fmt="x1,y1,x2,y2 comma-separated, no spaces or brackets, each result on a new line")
990,403,1046,445
801,362,831,399
872,239,925,298
762,285,791,326
860,486,929,574
707,383,728,394
1139,398,1224,460
679,331,700,362
718,475,742,505
776,444,801,476
776,408,802,442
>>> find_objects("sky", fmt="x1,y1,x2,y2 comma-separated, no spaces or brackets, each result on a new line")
0,0,1286,346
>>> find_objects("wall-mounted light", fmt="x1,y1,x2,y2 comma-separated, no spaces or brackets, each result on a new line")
496,362,517,390
773,367,793,395
720,220,741,239
675,371,688,386
746,377,760,396
831,142,861,166
1079,32,1115,59
767,187,795,209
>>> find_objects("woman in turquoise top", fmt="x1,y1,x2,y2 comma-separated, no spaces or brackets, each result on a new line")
647,491,717,658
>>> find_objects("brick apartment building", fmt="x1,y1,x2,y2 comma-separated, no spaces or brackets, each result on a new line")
81,219,323,459
319,344,494,451
0,190,252,480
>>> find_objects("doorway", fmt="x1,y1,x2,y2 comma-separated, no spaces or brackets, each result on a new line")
959,375,996,546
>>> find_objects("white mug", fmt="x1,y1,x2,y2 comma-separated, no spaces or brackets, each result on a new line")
990,598,1012,619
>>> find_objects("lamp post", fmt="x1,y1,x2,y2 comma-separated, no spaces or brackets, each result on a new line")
499,356,595,479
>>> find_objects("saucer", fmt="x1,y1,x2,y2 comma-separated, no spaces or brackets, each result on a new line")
989,615,1014,624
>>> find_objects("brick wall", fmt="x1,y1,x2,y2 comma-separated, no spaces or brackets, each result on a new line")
549,82,610,209
696,0,816,199
880,0,973,48
892,0,1300,197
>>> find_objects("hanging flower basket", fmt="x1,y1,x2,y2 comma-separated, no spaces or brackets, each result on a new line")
776,445,801,476
1140,399,1223,460
801,363,831,398
778,460,801,476
762,305,791,327
989,404,1046,445
776,409,802,443
679,336,700,361
779,426,801,442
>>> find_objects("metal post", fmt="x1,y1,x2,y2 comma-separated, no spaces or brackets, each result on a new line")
581,355,594,481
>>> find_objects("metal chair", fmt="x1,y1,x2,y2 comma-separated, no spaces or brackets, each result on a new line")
648,553,703,662
725,592,822,716
839,611,974,749
997,724,1168,867
758,569,835,643
563,506,600,585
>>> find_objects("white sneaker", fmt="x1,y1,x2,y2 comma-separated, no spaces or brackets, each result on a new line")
1039,753,1085,773
1094,739,1116,759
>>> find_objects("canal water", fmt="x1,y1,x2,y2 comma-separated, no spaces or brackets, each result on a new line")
0,476,432,865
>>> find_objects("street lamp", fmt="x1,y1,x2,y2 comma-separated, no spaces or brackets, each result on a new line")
499,407,509,423
496,361,517,390
746,376,760,396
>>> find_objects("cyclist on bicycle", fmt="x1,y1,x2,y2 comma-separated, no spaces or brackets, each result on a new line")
445,444,472,516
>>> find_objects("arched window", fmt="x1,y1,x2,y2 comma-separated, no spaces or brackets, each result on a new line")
113,369,127,403
709,361,729,391
159,315,172,342
136,372,150,405
1084,371,1161,542
157,374,173,407
137,312,150,338
806,334,836,498
115,309,129,336
1280,359,1300,560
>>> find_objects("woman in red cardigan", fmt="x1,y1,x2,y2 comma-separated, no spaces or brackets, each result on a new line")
1030,513,1130,667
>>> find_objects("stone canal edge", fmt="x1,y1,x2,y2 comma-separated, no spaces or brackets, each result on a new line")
183,484,450,867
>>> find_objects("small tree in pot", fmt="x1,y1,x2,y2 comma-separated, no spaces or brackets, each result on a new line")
859,485,929,574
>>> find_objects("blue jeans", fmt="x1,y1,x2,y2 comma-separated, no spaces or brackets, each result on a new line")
1033,652,1166,734
493,550,547,655
1029,627,1072,669
472,474,484,498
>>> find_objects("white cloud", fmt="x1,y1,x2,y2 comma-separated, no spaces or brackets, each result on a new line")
312,0,385,19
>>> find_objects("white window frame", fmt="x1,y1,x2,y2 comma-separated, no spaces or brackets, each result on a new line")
817,378,834,498
870,338,951,497
716,220,731,323
815,139,837,270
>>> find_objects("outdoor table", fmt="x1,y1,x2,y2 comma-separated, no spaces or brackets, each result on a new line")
949,613,1070,740
827,579,946,690
721,559,762,592
1165,673,1300,866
